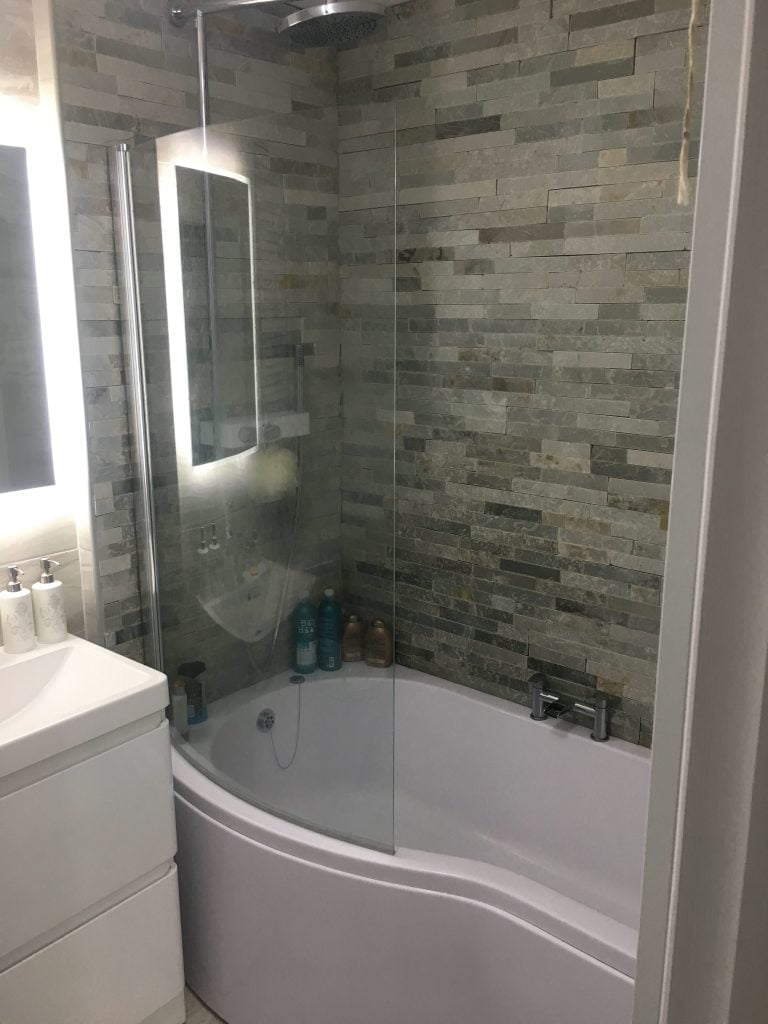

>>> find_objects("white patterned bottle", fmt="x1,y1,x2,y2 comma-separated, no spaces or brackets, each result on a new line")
0,565,36,654
32,557,67,644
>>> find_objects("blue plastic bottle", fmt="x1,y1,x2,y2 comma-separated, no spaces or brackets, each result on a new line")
293,597,317,675
178,660,207,725
317,588,342,671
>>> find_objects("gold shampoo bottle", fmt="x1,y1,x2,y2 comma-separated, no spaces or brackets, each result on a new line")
364,619,393,668
342,614,364,662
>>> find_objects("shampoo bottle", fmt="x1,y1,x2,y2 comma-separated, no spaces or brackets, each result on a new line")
32,558,67,644
171,679,189,739
0,566,36,654
318,588,342,671
365,619,393,668
342,614,364,662
179,660,207,725
293,597,317,674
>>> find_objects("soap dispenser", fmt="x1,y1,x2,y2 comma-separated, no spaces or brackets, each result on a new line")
0,566,36,654
32,558,67,644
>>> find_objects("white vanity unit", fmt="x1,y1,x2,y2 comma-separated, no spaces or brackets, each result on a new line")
0,636,185,1024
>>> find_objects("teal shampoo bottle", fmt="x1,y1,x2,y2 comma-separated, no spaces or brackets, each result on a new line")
317,588,342,671
294,597,317,674
178,660,207,725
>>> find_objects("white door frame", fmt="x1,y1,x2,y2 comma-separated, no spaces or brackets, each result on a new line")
634,1,768,1021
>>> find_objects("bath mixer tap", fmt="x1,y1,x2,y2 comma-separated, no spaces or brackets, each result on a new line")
530,674,609,742
543,698,574,720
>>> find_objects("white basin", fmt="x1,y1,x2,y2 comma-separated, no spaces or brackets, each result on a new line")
0,635,168,780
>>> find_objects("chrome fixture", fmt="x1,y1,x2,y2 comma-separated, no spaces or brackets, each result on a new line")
257,708,276,732
530,673,610,743
277,3,385,47
112,144,164,670
169,0,385,49
295,342,305,414
170,0,279,27
168,1,386,154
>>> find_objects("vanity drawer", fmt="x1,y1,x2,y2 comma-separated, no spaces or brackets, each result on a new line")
0,865,184,1024
0,721,177,963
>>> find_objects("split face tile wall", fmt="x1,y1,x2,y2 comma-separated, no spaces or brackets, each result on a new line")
49,0,706,743
54,0,201,658
125,20,341,698
53,1,342,696
339,0,708,745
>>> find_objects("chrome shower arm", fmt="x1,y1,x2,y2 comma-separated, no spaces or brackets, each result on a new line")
170,0,300,26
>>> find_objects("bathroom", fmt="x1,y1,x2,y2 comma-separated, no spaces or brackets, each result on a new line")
0,0,767,1022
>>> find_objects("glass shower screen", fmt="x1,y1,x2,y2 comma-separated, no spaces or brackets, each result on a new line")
119,117,396,852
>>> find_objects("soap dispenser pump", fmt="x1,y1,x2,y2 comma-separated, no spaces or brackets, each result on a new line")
0,566,36,654
32,558,67,644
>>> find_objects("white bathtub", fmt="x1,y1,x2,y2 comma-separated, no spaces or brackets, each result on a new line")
173,665,650,1024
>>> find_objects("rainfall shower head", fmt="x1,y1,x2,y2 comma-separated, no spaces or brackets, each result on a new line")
278,2,385,47
169,1,386,47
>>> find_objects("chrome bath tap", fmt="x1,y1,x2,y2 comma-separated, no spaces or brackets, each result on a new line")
530,673,609,742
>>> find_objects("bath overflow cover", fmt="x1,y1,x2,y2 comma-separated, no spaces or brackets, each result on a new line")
257,708,276,732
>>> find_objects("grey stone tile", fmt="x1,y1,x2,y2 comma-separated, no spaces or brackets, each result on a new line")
550,57,635,87
42,0,711,745
569,0,655,34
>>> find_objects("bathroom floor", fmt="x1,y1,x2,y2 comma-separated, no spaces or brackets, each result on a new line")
185,987,225,1023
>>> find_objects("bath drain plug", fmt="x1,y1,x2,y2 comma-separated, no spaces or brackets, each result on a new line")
257,708,276,732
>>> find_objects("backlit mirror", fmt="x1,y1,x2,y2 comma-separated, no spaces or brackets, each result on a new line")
176,167,257,466
0,143,53,492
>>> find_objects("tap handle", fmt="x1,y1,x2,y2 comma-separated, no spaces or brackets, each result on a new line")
530,673,549,721
543,699,573,719
591,694,610,742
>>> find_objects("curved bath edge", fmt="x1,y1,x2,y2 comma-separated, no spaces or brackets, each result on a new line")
173,778,635,1024
172,750,638,980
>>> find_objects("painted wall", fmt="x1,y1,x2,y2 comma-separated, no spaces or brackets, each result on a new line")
0,0,94,643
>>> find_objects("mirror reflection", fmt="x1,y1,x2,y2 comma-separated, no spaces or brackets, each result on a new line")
176,167,258,465
0,143,53,493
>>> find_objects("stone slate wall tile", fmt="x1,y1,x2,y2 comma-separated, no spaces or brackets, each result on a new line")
53,0,341,677
338,0,709,747
49,0,708,747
